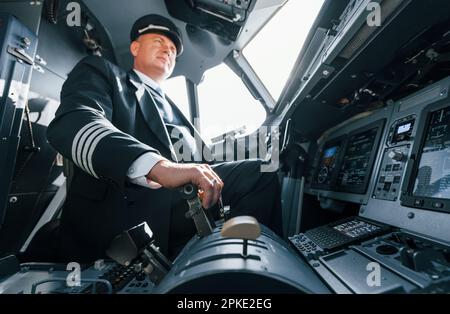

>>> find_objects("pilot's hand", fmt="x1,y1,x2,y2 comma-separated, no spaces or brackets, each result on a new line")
146,160,223,208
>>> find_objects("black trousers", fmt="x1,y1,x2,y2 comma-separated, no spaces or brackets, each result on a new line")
168,159,283,259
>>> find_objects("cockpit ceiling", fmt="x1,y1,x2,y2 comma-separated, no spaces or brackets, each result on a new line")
287,0,450,141
82,0,286,84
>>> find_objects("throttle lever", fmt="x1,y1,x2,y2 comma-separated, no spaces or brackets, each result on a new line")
179,184,215,237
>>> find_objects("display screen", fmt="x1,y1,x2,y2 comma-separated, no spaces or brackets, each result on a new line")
397,122,411,134
315,141,343,186
324,146,338,159
333,220,380,238
413,106,450,199
392,120,414,144
337,126,379,189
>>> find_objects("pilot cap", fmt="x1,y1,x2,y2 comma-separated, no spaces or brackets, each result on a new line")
130,14,183,56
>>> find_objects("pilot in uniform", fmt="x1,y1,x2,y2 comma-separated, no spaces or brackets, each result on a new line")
47,14,282,263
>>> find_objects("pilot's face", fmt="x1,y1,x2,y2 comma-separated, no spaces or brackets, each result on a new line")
131,33,177,83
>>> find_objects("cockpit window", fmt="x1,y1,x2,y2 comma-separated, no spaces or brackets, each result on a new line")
162,76,191,121
197,64,266,142
243,0,324,101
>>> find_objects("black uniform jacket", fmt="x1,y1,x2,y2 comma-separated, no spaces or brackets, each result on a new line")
47,55,205,262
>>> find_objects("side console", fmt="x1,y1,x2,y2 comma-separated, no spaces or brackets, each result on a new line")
0,257,155,294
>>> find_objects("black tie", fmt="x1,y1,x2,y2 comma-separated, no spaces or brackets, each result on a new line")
143,84,200,162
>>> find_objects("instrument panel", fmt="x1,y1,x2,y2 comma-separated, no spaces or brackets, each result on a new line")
310,119,385,196
336,120,384,194
306,76,450,244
